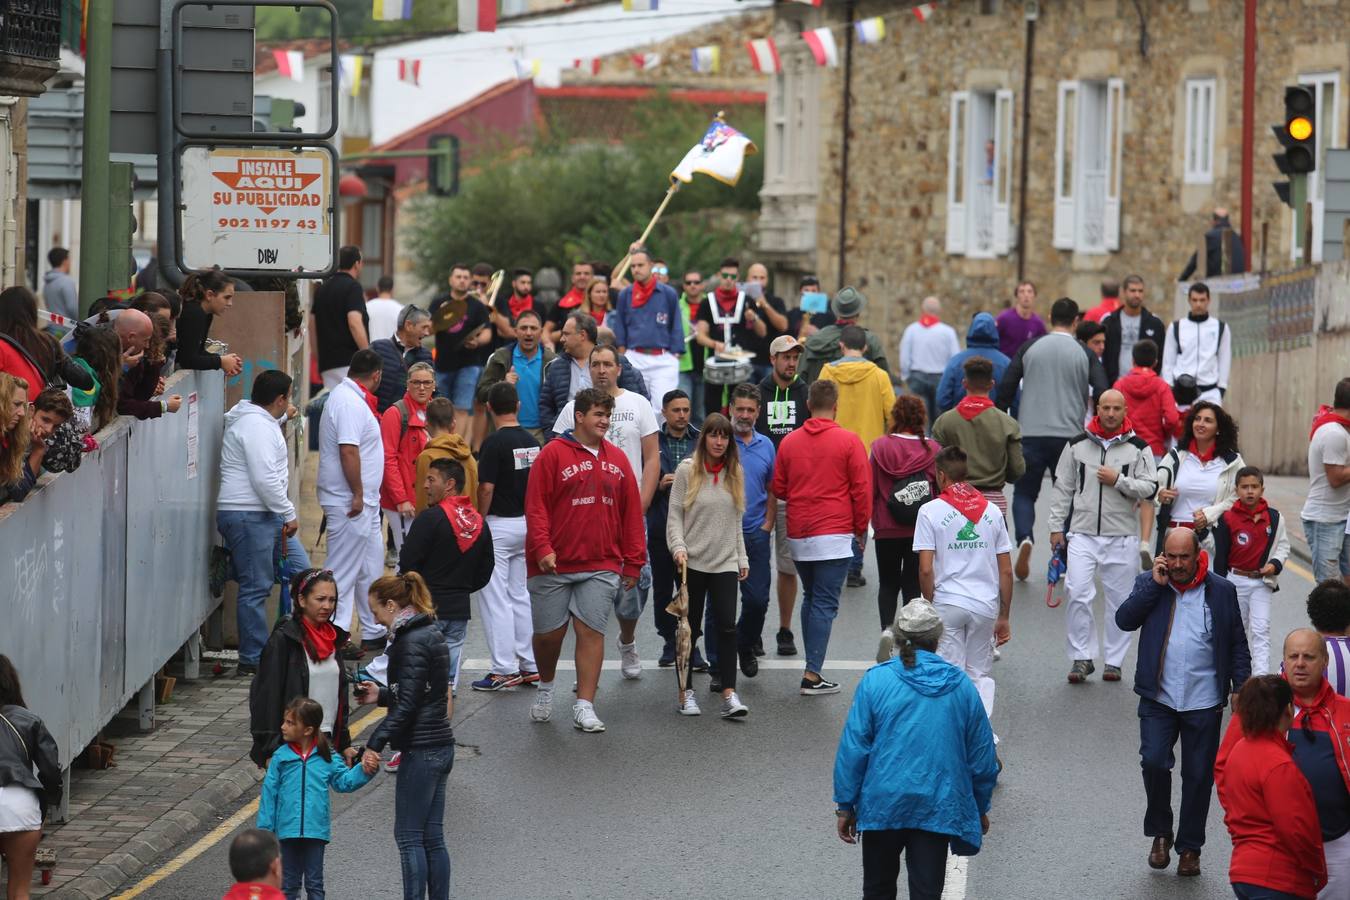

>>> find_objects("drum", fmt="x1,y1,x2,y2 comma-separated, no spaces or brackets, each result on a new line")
704,352,753,385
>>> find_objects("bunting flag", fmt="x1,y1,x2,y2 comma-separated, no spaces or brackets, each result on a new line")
801,27,838,68
339,54,365,97
854,16,886,44
372,0,412,20
912,3,937,20
672,117,758,187
398,59,422,85
787,0,822,5
514,58,541,80
272,49,304,82
572,58,601,74
622,0,658,9
631,52,661,71
459,0,497,32
690,45,719,74
746,38,781,74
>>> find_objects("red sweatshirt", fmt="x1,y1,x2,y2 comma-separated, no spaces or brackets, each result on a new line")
525,431,645,579
1216,726,1326,898
222,884,285,900
379,394,429,510
772,417,872,540
1114,366,1179,457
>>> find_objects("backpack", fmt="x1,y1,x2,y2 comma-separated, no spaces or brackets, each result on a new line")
393,398,410,440
886,470,935,527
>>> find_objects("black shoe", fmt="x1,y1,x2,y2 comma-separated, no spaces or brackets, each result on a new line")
799,677,841,695
658,641,676,668
739,648,759,678
752,638,766,658
691,646,709,672
776,628,797,657
709,675,723,693
340,642,366,661
235,663,257,678
846,571,866,588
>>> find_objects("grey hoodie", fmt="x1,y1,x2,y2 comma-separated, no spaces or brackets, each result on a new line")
1047,427,1158,536
42,269,78,320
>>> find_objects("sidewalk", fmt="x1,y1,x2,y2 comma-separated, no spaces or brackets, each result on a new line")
1263,475,1312,567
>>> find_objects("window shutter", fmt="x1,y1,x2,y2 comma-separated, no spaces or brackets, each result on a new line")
1053,81,1077,250
993,89,1014,255
1104,77,1124,252
946,91,969,255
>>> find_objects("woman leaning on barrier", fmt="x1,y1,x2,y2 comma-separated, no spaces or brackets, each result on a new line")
0,654,63,900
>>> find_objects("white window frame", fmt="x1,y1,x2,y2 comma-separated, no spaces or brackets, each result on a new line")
1183,77,1216,184
1292,71,1342,262
1053,77,1124,254
945,88,1014,257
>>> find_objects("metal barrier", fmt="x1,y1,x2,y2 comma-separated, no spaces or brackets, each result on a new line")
0,369,225,778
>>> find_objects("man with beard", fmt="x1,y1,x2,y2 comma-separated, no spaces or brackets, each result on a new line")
757,335,809,657
544,261,593,349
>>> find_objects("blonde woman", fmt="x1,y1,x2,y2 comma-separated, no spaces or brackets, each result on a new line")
0,373,30,482
667,412,750,718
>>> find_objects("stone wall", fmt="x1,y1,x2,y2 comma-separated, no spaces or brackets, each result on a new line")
770,0,1350,358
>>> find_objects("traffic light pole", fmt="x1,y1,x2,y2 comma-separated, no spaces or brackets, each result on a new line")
77,0,112,316
1294,172,1308,263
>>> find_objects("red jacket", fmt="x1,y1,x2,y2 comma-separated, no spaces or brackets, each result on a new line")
222,884,285,900
525,431,645,579
0,340,41,401
1083,297,1120,323
1114,366,1179,456
772,417,871,540
379,394,429,510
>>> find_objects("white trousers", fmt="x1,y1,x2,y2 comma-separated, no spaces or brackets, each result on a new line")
323,505,386,640
480,515,536,676
1322,830,1350,900
626,351,678,423
1064,533,1139,667
1228,573,1273,676
936,602,996,723
382,508,413,555
321,367,348,392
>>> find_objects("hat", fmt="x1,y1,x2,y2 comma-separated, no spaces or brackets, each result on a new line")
893,598,943,636
769,335,802,356
831,286,866,318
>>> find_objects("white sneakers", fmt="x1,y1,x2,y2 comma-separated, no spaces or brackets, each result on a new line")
618,639,642,679
678,689,701,716
530,688,553,723
572,701,605,732
720,692,749,719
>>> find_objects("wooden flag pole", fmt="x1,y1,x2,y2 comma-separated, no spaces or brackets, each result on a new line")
611,180,681,283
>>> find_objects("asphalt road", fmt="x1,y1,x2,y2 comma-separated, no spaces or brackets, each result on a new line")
124,490,1318,900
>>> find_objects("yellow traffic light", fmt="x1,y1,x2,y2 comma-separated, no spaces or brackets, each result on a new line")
1289,116,1314,142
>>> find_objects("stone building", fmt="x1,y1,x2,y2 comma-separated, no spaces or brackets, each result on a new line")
758,0,1350,355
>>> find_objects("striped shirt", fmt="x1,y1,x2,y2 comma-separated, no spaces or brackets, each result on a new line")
1327,636,1350,697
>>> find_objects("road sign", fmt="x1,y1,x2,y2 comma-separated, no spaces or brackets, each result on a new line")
178,144,336,276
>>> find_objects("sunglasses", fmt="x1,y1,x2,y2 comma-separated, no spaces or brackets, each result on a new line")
654,266,668,275
684,279,701,286
720,272,737,279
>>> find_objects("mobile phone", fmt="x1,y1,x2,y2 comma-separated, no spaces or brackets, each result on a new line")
801,291,828,314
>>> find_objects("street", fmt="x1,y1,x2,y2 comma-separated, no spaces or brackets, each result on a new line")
115,491,1320,900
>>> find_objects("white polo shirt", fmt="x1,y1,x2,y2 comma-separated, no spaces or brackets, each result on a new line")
317,378,383,509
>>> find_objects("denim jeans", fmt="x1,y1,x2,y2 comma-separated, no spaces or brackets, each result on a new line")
1304,518,1350,583
850,536,865,576
394,743,455,900
434,619,467,690
216,509,312,666
798,557,850,675
649,526,678,642
1012,436,1070,545
435,366,482,410
906,372,942,427
280,837,325,900
737,527,772,653
1231,885,1310,900
861,828,949,900
1138,697,1223,853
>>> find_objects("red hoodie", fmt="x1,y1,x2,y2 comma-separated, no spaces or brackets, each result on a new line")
772,417,871,540
1214,728,1326,898
525,430,645,579
379,394,429,510
869,433,941,539
1113,367,1178,456
222,884,285,900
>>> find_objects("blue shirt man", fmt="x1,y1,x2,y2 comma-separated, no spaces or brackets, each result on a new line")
512,343,544,429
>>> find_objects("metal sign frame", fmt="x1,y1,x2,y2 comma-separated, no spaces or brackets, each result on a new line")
171,0,339,144
174,140,339,280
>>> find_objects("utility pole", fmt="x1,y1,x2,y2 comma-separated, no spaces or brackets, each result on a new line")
78,0,112,316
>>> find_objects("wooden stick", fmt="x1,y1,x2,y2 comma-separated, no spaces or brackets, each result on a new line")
611,180,681,283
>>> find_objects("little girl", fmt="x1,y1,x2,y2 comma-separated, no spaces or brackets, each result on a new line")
258,697,376,899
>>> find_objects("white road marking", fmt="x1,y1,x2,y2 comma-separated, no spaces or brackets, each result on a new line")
459,658,881,671
942,855,969,899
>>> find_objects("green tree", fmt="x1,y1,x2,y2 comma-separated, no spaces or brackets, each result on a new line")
406,98,764,287
257,0,455,41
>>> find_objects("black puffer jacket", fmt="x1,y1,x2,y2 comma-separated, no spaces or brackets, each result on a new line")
249,618,353,767
367,614,454,753
0,704,62,819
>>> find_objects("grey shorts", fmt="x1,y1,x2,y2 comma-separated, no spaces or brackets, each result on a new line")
529,570,620,634
613,561,651,621
775,502,796,576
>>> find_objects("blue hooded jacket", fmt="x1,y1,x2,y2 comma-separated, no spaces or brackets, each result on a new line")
833,651,998,854
258,742,374,842
935,313,1011,416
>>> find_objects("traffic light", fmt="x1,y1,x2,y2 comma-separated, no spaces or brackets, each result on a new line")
428,135,460,197
1273,84,1317,206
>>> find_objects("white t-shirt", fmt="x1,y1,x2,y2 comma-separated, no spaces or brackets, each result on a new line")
1304,423,1350,523
1171,453,1223,524
366,297,402,344
912,497,1012,618
317,378,384,508
1117,310,1141,377
553,389,657,481
306,654,341,735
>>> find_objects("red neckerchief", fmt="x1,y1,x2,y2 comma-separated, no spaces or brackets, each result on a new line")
593,307,607,327
956,395,994,421
1229,498,1270,527
940,481,989,523
704,458,726,485
438,494,484,552
299,617,336,661
1310,404,1350,439
558,287,585,310
1087,415,1133,440
401,393,428,427
919,314,940,327
714,285,739,315
1188,440,1217,464
631,277,657,309
1170,550,1209,593
355,381,377,415
508,293,534,320
286,741,315,760
686,297,700,322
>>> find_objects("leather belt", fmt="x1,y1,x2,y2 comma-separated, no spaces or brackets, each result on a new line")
633,348,666,355
1230,568,1263,578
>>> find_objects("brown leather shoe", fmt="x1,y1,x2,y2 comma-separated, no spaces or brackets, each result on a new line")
1148,835,1173,870
1177,849,1200,876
